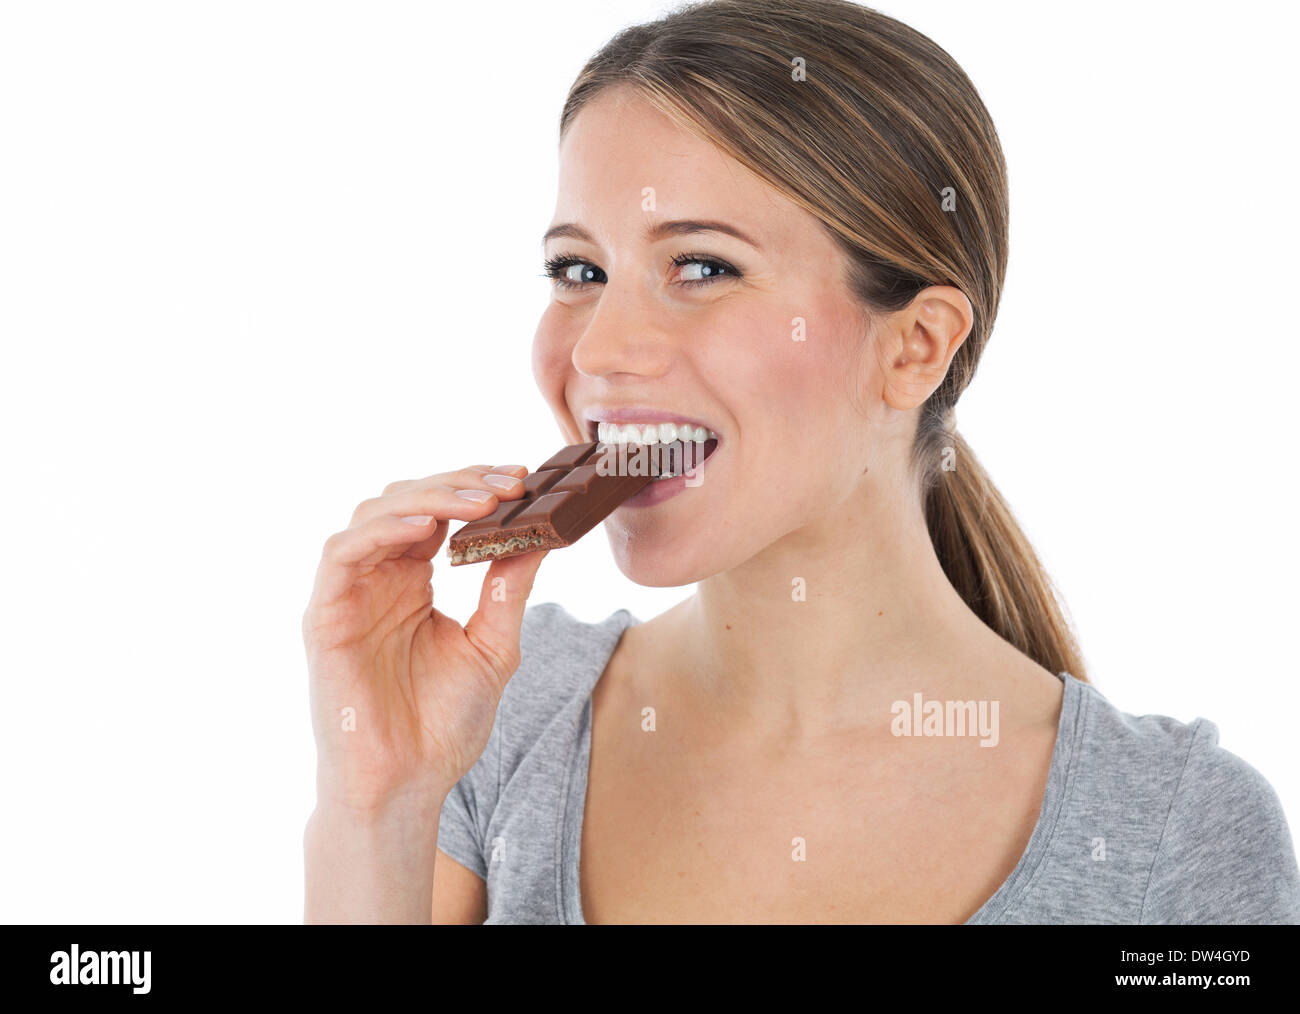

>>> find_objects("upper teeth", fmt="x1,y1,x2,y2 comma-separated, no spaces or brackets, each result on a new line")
596,421,718,444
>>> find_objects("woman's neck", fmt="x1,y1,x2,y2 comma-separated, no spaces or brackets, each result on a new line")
638,488,1029,743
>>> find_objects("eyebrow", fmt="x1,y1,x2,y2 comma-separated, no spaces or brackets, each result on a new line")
541,218,763,252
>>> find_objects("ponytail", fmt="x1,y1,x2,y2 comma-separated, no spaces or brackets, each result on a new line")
918,407,1087,681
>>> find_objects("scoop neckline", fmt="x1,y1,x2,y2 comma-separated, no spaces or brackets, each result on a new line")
560,609,1084,925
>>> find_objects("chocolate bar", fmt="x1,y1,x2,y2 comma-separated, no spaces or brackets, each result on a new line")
447,441,661,565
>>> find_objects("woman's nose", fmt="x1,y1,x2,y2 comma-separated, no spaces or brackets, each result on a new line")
570,281,675,380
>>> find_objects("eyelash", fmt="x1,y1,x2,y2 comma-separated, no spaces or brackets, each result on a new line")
541,251,741,290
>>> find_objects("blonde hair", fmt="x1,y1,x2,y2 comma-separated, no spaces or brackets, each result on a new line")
561,0,1086,680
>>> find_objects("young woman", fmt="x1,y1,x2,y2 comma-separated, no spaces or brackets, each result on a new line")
301,0,1300,923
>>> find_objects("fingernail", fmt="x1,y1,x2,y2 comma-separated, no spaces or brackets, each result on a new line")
491,464,527,474
401,515,434,525
483,473,520,490
455,489,493,502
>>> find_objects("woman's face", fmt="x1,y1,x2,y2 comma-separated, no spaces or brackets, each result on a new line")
533,86,892,586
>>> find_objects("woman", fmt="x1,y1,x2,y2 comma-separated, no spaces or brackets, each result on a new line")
301,0,1300,923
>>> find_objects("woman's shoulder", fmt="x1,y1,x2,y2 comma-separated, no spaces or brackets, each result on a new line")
1063,677,1300,923
516,601,637,678
1070,677,1285,808
496,600,638,723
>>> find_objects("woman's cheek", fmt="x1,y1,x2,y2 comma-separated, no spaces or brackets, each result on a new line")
707,304,840,416
531,318,571,412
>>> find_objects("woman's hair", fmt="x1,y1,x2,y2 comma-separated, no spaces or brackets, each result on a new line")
560,0,1086,681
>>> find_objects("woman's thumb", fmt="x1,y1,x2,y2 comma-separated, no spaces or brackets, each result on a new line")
462,549,549,680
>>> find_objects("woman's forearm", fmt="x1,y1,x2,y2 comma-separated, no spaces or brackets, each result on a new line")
304,788,449,924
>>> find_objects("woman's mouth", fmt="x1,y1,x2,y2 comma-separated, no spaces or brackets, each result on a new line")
586,420,722,507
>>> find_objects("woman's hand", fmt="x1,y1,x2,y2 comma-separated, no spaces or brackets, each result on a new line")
302,464,548,813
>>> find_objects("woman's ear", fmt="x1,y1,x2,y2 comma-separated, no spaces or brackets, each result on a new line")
879,285,973,411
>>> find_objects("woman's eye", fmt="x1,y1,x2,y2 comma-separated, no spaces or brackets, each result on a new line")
672,254,740,287
542,256,607,290
541,252,742,291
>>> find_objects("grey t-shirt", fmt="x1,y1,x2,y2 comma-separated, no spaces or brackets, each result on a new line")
437,601,1300,924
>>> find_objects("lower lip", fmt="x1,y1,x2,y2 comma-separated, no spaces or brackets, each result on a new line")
618,442,720,508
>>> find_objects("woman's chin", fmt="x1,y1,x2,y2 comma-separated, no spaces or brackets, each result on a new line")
606,529,723,588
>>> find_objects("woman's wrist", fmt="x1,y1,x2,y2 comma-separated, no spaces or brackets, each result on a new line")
304,785,452,924
311,769,457,821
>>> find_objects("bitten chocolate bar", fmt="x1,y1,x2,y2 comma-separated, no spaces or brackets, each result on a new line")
447,441,661,565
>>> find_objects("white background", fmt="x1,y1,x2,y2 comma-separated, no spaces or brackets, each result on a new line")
1,0,1296,922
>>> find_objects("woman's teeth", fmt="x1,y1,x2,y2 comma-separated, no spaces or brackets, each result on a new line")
595,421,718,444
593,421,720,481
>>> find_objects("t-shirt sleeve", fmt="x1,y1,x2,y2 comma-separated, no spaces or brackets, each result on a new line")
1142,718,1300,924
436,706,502,881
